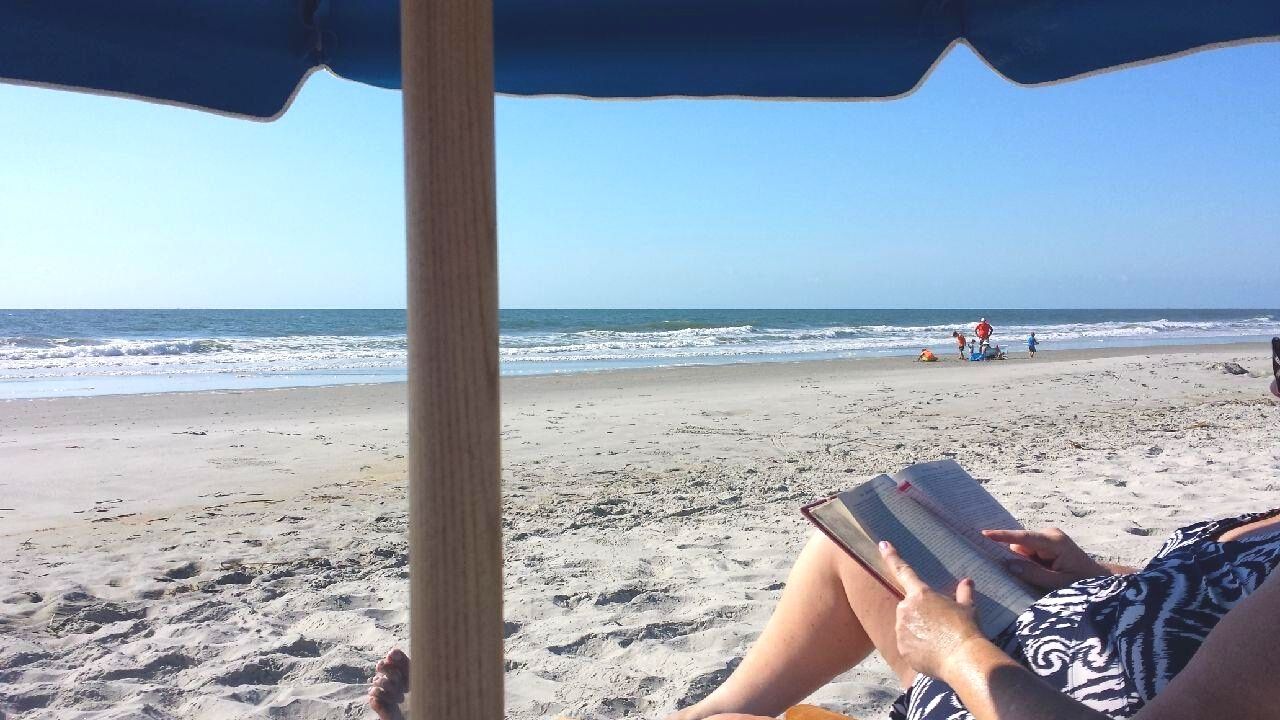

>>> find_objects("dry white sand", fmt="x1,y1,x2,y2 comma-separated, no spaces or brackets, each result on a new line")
2,343,1277,719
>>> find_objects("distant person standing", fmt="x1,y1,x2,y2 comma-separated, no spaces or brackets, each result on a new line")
952,330,967,359
974,317,993,352
1027,332,1039,358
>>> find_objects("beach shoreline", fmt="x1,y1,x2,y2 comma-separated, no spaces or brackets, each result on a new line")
2,340,1277,718
1,339,1269,403
4,307,1276,400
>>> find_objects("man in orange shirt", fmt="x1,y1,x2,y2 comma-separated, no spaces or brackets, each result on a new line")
974,317,993,351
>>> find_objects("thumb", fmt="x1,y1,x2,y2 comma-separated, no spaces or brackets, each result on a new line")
955,577,975,607
1006,558,1070,589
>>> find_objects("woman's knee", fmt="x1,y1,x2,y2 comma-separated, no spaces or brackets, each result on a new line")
802,530,866,582
790,531,845,580
803,530,841,561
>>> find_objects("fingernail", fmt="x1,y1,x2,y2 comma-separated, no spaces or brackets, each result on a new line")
879,540,890,551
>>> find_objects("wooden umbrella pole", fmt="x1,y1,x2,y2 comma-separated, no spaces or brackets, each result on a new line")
401,0,502,716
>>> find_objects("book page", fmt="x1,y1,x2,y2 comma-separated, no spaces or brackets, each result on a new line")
806,476,901,595
808,475,1036,638
892,460,1025,563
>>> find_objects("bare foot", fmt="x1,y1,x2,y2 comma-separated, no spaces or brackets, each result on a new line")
669,712,773,720
368,648,409,720
666,695,769,720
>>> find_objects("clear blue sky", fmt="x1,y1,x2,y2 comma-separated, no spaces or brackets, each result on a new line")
1,43,1277,309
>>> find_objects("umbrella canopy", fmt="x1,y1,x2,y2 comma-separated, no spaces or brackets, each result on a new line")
2,0,1277,119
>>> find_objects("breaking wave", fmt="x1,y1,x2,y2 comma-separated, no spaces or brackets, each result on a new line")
0,311,1275,381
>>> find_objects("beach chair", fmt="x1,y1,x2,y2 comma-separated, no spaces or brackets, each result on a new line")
557,706,856,720
785,704,858,720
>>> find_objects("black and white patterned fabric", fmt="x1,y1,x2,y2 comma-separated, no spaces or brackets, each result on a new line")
889,510,1280,720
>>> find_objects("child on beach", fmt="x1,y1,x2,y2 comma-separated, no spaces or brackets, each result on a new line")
1027,332,1038,358
952,331,966,359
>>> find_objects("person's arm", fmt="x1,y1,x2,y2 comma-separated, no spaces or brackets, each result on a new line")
941,638,1109,720
942,571,1280,720
878,542,1280,720
981,528,1137,588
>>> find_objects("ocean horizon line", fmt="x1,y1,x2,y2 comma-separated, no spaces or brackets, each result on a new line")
4,306,1277,312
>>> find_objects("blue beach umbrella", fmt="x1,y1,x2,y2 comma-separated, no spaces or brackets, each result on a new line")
3,2,1277,718
2,0,1278,118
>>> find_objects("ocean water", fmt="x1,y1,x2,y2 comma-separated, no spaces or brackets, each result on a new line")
1,309,1276,399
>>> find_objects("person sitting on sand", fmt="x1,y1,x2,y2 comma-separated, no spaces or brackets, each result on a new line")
369,371,1280,720
952,331,967,360
917,348,937,362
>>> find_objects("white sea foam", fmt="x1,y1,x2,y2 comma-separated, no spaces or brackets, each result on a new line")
495,316,1280,364
0,335,408,379
0,315,1275,381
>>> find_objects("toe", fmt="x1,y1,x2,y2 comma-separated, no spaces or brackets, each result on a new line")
374,667,405,695
388,649,410,690
368,688,391,720
369,687,407,720
373,675,404,704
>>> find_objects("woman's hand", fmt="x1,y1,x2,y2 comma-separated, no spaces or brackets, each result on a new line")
878,541,987,680
981,528,1110,590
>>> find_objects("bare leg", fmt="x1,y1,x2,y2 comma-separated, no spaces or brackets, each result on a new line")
671,533,914,720
367,534,909,720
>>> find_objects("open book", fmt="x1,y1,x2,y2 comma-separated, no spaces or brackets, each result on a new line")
802,460,1038,638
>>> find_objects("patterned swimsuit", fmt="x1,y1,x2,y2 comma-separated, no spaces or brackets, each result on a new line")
890,511,1280,720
